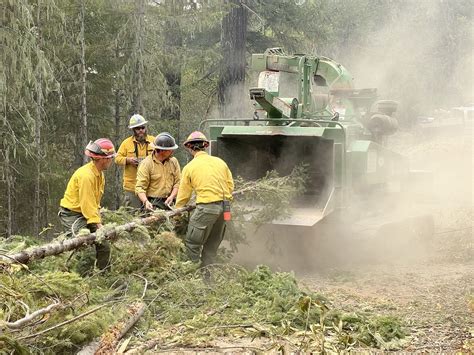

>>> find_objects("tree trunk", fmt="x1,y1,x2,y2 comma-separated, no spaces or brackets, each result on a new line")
79,0,88,165
2,177,288,263
113,88,122,209
113,42,123,209
132,0,145,114
162,70,182,141
161,0,183,142
5,145,13,238
2,205,195,264
34,0,43,236
95,302,145,354
217,0,248,118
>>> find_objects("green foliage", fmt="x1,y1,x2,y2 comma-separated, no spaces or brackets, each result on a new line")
0,335,29,355
1,220,407,353
223,165,308,253
24,271,85,299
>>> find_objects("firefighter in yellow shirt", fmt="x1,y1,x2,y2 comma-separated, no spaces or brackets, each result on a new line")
115,114,155,208
176,131,234,267
135,133,181,211
59,138,116,273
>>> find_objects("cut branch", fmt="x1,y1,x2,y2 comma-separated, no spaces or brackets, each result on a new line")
1,205,195,265
2,169,306,265
3,301,61,330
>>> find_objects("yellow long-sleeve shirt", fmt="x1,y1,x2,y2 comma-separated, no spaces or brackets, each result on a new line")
135,155,181,198
175,152,234,208
115,135,155,192
60,161,104,224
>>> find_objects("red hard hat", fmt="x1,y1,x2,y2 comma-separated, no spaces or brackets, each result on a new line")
85,138,116,159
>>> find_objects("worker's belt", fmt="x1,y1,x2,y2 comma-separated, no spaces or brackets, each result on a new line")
59,206,73,213
197,201,223,205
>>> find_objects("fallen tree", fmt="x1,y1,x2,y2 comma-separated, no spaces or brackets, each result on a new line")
2,301,61,330
1,205,195,265
95,302,146,354
2,166,308,266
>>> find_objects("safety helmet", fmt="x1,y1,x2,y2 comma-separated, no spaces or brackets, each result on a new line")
183,131,209,146
85,138,116,159
150,132,178,150
128,114,148,129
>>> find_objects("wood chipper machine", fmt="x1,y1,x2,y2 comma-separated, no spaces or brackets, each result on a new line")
199,48,433,270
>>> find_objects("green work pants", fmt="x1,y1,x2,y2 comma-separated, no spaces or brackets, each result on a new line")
185,203,226,267
58,207,111,273
124,190,143,209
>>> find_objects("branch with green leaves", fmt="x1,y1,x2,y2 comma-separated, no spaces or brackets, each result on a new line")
1,166,308,265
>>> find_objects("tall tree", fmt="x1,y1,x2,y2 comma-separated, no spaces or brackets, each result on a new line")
33,0,44,236
217,0,248,118
79,0,88,165
131,0,146,115
161,0,184,142
2,0,60,237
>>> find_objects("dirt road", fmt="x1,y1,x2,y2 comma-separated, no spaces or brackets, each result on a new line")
300,258,472,351
301,126,473,352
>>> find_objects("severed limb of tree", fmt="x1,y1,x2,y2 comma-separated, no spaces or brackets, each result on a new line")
1,205,195,265
95,302,146,355
2,167,307,266
2,301,61,330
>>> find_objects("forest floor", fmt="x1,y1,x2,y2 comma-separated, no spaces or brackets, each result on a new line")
300,242,473,352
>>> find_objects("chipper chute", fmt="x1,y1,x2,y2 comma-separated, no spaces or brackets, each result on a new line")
200,48,433,270
213,126,341,227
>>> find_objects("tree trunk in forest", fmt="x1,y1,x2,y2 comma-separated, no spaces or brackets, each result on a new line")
34,0,43,236
132,0,145,115
162,1,183,142
113,42,123,209
163,70,182,141
218,0,248,118
79,0,88,165
5,146,13,238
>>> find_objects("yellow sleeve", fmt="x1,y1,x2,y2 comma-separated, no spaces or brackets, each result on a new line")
115,140,128,166
175,166,193,208
173,159,181,190
78,174,101,224
226,166,234,194
135,159,150,195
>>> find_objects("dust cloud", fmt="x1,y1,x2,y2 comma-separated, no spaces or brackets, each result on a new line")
337,0,473,269
227,1,472,273
340,0,473,121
